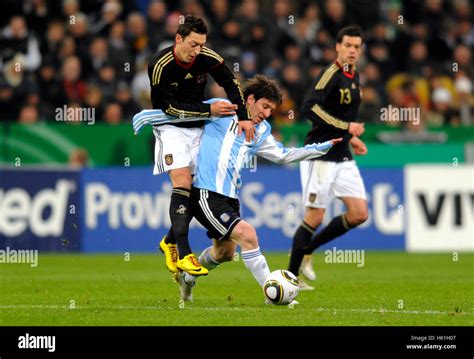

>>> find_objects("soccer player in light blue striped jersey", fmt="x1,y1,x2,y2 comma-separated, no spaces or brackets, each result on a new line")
176,75,342,302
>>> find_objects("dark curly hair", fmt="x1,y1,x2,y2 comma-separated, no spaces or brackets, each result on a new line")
177,15,208,39
243,75,282,105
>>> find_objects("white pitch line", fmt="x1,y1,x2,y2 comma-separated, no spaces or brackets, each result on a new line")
0,305,64,309
311,307,474,316
0,304,472,316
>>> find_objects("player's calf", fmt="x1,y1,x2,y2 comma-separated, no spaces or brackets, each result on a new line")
210,245,234,263
198,246,226,271
230,221,258,250
288,220,317,277
231,221,270,287
169,187,193,259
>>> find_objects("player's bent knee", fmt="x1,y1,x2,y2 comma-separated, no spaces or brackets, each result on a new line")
168,168,192,189
347,210,368,226
304,208,324,228
358,211,369,225
172,179,192,189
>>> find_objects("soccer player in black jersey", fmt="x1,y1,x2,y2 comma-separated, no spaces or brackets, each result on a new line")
151,16,255,276
287,26,369,288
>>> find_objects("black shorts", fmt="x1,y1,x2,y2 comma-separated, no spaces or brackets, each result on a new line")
190,186,241,241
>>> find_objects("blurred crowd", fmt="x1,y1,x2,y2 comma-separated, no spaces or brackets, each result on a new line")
0,0,472,130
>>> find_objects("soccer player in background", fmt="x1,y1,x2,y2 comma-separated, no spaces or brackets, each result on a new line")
287,26,369,289
148,16,254,276
173,75,341,302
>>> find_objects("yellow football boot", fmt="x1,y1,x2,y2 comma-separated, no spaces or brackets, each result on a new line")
176,254,209,276
159,236,178,273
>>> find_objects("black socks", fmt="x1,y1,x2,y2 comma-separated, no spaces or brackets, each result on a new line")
169,187,192,259
287,221,316,276
305,214,354,254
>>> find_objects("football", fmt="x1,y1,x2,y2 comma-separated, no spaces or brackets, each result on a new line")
263,270,300,305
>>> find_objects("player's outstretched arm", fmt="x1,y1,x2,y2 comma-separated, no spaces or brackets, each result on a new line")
256,134,342,164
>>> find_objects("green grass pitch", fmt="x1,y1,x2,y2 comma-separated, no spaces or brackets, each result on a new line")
0,252,472,326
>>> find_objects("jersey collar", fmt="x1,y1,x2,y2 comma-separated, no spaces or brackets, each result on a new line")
335,60,356,79
173,45,196,69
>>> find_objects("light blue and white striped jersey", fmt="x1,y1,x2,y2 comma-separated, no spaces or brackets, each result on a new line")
194,99,333,198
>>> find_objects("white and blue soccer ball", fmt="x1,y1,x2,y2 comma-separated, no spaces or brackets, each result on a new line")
263,270,300,305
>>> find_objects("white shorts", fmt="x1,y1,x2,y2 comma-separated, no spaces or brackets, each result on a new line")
153,125,203,175
300,160,367,208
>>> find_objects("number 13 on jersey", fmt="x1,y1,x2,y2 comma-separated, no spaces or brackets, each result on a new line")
339,88,351,104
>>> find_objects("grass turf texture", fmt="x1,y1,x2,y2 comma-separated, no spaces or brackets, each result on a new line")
0,252,472,326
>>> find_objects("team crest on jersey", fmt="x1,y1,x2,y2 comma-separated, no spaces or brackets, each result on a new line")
220,213,230,223
196,73,207,84
351,82,356,89
309,193,317,203
165,154,173,165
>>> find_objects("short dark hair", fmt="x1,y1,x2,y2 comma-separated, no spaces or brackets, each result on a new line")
336,25,364,44
243,75,282,105
176,15,208,39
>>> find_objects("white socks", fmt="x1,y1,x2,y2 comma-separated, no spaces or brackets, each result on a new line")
198,246,220,271
241,247,270,287
189,246,270,288
182,246,221,285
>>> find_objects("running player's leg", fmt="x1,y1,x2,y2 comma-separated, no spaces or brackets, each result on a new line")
154,126,206,275
229,220,271,287
305,161,368,253
191,187,270,286
177,187,241,300
168,166,193,259
342,196,368,227
288,160,332,277
287,207,324,277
